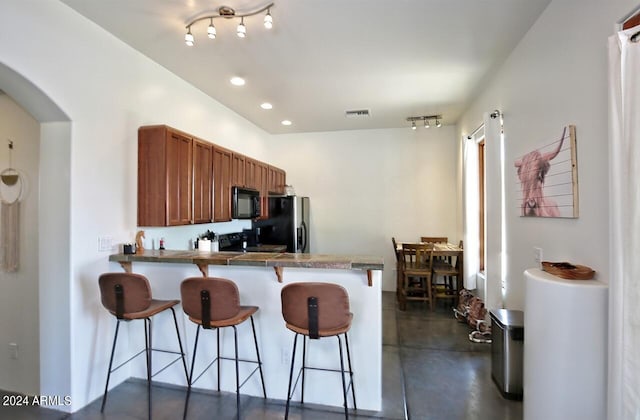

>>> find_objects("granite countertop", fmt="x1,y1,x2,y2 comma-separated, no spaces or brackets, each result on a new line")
109,249,384,286
245,244,287,253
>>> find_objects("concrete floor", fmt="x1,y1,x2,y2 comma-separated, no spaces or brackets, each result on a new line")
0,292,522,420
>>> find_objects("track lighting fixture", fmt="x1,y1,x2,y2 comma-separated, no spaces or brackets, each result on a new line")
184,2,274,44
406,114,443,130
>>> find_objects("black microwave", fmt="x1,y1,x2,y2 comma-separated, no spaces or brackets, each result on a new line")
232,187,261,219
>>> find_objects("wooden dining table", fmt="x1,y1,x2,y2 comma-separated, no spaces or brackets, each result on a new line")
395,241,464,307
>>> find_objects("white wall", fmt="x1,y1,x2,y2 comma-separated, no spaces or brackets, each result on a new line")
457,0,637,309
0,0,273,411
0,0,488,413
269,126,459,291
0,94,40,395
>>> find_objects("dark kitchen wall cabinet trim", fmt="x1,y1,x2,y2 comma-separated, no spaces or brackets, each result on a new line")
137,124,286,227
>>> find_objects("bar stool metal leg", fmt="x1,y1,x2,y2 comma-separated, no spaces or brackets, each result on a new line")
188,326,201,389
101,319,121,412
250,316,267,398
145,318,152,420
285,333,300,420
337,335,349,419
344,332,357,409
170,307,189,382
216,328,221,391
301,335,307,404
233,325,240,420
183,325,201,419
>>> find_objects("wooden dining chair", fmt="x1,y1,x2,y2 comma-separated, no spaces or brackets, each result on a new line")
432,240,463,308
400,243,434,311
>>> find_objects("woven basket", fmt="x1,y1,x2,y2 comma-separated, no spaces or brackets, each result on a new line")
541,261,595,280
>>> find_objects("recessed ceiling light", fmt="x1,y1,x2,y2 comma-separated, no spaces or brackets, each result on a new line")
281,120,292,126
230,77,245,86
260,103,273,110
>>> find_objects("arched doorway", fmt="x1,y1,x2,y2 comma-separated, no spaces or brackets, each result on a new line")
0,62,72,402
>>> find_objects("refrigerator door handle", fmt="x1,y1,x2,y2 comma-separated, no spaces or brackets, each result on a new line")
298,221,308,253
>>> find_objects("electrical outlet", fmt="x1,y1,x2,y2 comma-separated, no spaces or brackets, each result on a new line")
9,343,18,359
97,236,113,252
534,247,543,265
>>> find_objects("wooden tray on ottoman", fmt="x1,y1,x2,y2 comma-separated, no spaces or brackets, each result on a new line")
541,261,595,280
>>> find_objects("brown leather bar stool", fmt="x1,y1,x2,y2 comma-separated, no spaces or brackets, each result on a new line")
281,282,356,419
180,277,266,419
98,272,189,419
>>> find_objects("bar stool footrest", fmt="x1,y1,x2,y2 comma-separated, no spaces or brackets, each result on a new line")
288,366,355,401
108,347,185,378
189,355,263,390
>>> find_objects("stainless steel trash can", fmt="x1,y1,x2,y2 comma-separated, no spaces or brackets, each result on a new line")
490,309,524,400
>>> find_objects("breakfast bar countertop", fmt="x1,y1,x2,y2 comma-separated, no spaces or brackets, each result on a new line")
109,249,384,286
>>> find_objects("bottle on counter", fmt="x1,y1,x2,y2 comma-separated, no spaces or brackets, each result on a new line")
159,237,165,250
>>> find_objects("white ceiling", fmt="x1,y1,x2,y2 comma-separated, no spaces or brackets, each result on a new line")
59,0,551,134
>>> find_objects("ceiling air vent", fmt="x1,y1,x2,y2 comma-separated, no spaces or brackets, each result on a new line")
345,109,371,118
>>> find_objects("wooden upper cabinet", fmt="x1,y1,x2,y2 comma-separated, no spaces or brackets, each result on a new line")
139,125,286,226
213,146,233,222
277,168,286,194
268,165,287,194
245,157,258,190
232,153,246,187
193,138,213,224
138,125,193,226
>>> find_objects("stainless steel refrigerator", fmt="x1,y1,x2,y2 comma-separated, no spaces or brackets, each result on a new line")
257,196,310,253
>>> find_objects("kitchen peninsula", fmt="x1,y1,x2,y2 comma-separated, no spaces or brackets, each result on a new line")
107,250,384,411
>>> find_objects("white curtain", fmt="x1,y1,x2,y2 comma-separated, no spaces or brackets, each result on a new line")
463,131,479,290
483,112,504,310
462,112,503,299
608,27,640,420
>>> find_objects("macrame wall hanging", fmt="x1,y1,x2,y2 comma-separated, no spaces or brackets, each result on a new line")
0,140,24,272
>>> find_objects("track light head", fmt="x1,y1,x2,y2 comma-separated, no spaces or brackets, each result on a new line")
411,121,417,130
264,9,273,29
436,119,442,128
207,19,216,39
185,28,194,46
237,18,247,37
424,119,430,129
